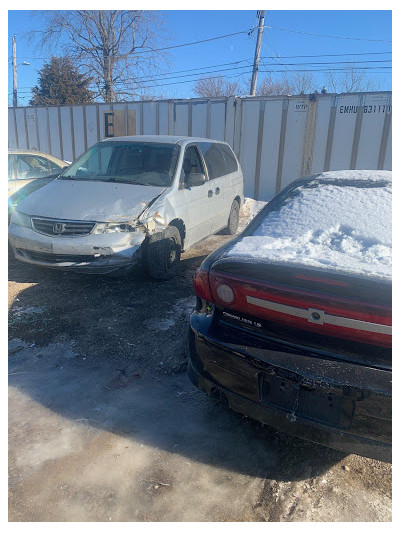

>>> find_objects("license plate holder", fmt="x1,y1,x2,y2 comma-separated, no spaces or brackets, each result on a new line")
260,368,354,429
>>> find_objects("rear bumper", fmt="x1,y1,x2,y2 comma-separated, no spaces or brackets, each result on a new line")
188,311,392,462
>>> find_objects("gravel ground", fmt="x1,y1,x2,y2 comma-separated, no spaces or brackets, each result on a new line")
8,203,392,521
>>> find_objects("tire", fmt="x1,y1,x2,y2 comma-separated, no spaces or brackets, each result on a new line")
221,200,240,235
145,225,182,280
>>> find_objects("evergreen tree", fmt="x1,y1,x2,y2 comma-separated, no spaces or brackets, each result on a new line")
30,57,94,106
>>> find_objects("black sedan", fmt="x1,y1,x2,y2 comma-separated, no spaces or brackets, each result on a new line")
188,171,392,462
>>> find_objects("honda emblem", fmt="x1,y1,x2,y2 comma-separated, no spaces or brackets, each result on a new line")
53,223,66,234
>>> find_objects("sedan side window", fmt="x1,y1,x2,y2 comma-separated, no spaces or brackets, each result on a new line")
198,142,228,180
48,159,63,173
182,145,205,185
16,155,51,179
8,155,15,180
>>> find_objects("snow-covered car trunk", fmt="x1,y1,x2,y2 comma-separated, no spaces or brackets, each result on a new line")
195,170,392,368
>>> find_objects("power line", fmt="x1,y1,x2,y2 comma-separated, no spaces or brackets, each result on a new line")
84,58,393,87
115,59,392,85
13,50,392,63
15,59,392,92
15,64,393,92
263,32,391,89
117,66,392,91
265,59,391,66
15,58,391,88
265,51,391,59
111,60,253,82
264,33,308,87
9,27,258,62
10,51,392,89
266,25,392,43
133,28,258,54
14,66,392,94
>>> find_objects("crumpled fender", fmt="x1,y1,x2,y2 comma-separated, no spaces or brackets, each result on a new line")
138,192,176,234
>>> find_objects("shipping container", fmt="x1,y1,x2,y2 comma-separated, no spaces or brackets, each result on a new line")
8,92,392,201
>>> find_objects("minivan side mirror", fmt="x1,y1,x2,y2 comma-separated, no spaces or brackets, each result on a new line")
186,172,206,187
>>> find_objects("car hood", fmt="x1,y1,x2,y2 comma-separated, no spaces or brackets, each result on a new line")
16,179,166,222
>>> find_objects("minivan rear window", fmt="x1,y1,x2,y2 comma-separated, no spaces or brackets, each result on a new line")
198,142,228,180
218,143,238,174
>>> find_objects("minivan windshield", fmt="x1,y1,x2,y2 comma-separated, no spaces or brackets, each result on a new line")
60,142,180,187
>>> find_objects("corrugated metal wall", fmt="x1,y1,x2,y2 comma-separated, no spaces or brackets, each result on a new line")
8,92,392,201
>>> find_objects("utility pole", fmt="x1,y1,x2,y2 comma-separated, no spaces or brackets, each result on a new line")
250,10,265,96
12,34,17,107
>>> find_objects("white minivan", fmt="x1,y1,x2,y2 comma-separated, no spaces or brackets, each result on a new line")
9,136,244,279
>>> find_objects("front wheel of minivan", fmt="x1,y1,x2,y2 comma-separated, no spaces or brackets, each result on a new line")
145,226,182,280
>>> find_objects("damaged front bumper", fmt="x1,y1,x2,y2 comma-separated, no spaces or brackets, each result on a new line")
8,223,146,274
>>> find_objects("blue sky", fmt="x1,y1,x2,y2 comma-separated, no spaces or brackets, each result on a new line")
8,10,392,106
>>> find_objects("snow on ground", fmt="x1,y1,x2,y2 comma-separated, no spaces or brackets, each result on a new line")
143,297,196,331
241,198,267,220
11,306,45,318
228,171,392,280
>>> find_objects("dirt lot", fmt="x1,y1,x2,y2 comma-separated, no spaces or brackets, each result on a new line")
8,205,392,522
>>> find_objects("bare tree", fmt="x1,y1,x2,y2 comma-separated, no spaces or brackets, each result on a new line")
324,65,381,93
257,73,294,96
256,72,315,96
194,76,242,98
291,71,315,95
28,10,169,102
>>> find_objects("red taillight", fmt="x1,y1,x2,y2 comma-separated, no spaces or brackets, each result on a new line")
209,270,391,348
193,267,213,302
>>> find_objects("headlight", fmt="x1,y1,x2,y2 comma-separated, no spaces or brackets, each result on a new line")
10,210,31,228
94,221,138,234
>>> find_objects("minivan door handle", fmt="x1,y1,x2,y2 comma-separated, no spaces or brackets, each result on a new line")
208,190,213,198
215,187,220,195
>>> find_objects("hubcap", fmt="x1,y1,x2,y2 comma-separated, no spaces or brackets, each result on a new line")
232,208,238,227
169,248,176,263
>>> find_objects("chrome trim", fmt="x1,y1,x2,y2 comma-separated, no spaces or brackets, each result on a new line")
246,295,391,335
31,217,96,237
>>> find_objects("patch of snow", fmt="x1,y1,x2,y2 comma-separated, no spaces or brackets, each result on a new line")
242,198,267,221
227,172,392,280
12,306,45,318
145,318,177,331
144,297,196,331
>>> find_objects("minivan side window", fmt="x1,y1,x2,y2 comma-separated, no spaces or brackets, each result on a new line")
198,142,228,180
218,143,238,174
182,145,205,184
